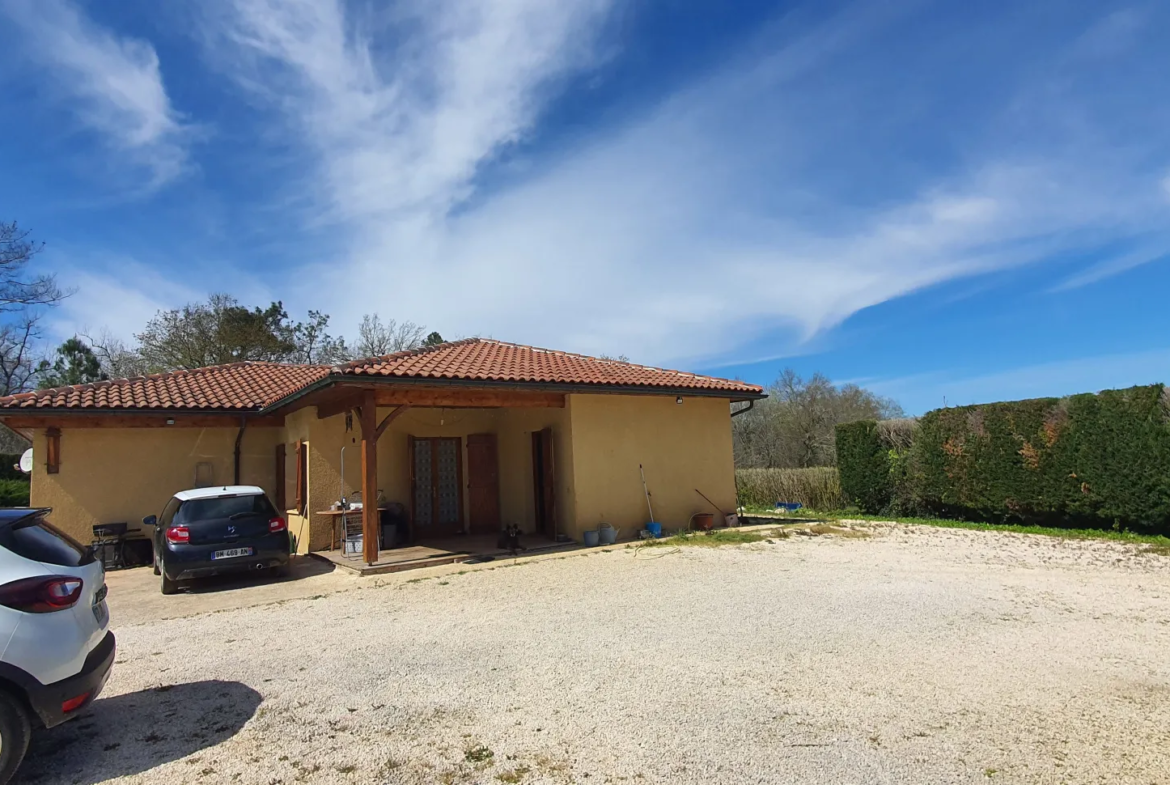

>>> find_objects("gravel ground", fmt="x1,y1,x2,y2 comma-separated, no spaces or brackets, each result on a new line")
21,524,1170,785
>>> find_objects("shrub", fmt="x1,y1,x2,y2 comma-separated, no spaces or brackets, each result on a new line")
835,421,891,513
736,467,842,510
0,479,30,507
915,384,1170,533
0,454,25,482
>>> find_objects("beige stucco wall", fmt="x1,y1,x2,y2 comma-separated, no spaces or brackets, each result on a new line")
25,391,736,552
293,405,575,549
29,425,281,546
564,394,736,540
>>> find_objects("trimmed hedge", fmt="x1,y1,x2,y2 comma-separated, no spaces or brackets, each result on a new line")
736,467,843,510
0,454,25,482
836,384,1170,533
835,421,891,512
0,479,30,507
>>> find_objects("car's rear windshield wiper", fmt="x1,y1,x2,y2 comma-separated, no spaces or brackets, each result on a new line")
228,511,260,520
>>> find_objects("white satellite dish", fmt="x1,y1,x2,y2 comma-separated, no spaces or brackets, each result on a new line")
18,449,32,474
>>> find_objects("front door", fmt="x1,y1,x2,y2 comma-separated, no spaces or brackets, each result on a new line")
467,433,501,534
410,436,464,537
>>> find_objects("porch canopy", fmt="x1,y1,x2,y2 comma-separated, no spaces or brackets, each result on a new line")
0,339,765,565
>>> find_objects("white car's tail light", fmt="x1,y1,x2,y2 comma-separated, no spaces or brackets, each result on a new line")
0,576,84,613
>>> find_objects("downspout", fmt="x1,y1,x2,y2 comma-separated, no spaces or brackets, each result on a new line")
233,416,248,485
730,400,755,417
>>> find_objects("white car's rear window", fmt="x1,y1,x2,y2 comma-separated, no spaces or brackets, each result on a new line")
0,516,93,567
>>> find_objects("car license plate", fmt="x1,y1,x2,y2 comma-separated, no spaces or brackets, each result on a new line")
93,600,108,627
212,547,253,560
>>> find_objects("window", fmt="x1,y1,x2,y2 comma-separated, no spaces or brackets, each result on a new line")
177,494,276,523
0,514,94,567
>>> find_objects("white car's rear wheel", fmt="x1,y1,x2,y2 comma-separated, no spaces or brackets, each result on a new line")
0,689,31,785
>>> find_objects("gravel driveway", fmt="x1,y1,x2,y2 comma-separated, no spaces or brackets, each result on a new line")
20,524,1170,785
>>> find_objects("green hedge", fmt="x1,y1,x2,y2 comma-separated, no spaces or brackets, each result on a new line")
0,479,30,507
736,467,843,510
0,454,25,482
835,421,891,512
836,384,1170,533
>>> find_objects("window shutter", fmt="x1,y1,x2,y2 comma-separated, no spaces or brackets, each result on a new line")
275,443,286,510
46,428,60,474
294,440,307,513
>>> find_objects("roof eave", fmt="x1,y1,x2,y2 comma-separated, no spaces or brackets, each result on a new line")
259,373,765,413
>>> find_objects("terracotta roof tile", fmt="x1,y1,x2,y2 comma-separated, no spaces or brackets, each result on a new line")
0,362,330,411
0,340,762,413
337,338,762,395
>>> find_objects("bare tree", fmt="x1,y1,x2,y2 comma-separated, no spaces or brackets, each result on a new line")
81,329,151,379
733,369,904,469
0,313,47,396
0,222,65,312
351,314,426,358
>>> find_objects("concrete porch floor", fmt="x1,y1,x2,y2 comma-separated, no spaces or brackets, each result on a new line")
310,533,570,576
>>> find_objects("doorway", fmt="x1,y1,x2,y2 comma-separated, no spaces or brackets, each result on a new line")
410,436,464,537
466,433,501,534
531,428,556,537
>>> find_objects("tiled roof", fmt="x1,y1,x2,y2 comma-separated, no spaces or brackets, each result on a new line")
337,338,763,395
0,339,762,413
0,362,330,411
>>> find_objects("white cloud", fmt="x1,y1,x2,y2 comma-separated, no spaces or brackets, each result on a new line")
46,258,203,344
0,0,189,186
187,1,1170,367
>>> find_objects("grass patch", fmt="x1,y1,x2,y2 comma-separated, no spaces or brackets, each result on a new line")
636,529,772,548
497,766,531,783
465,745,494,764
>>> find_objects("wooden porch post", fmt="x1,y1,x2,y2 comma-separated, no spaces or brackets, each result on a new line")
359,388,379,565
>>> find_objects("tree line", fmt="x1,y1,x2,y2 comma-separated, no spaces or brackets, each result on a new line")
732,369,904,469
0,221,443,394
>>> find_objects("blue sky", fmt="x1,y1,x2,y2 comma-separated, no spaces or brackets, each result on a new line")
1,0,1168,414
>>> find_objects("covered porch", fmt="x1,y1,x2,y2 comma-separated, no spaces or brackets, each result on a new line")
288,381,571,568
311,533,571,576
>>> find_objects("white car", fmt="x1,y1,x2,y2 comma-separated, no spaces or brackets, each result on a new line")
0,508,114,784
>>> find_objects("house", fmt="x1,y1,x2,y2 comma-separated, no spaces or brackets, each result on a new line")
0,339,764,565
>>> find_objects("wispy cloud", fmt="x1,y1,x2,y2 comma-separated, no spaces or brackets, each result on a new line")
0,0,189,187
186,1,1170,367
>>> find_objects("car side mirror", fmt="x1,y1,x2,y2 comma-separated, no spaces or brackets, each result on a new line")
142,515,158,527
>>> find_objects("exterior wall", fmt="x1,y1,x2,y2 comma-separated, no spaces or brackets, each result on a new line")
23,391,736,553
565,394,736,541
287,404,576,551
29,425,281,546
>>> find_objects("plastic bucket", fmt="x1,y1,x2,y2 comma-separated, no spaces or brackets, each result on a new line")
582,530,600,547
645,522,663,538
598,524,617,545
692,513,715,531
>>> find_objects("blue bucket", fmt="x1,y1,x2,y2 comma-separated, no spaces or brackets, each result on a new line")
582,530,600,547
645,522,662,538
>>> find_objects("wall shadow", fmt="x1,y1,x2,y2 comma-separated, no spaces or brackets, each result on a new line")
16,680,261,784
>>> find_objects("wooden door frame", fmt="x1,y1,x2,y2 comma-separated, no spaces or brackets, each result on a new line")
409,435,465,540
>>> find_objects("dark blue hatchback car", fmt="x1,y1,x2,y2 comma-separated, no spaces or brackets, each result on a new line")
144,486,290,595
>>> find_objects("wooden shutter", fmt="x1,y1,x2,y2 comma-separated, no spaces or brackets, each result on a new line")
539,428,556,535
294,440,307,513
275,443,286,510
46,428,60,475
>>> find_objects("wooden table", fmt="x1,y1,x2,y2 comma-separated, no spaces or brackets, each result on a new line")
316,508,390,551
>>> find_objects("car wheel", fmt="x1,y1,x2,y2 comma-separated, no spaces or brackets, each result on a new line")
159,558,178,595
0,689,31,785
152,546,160,576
